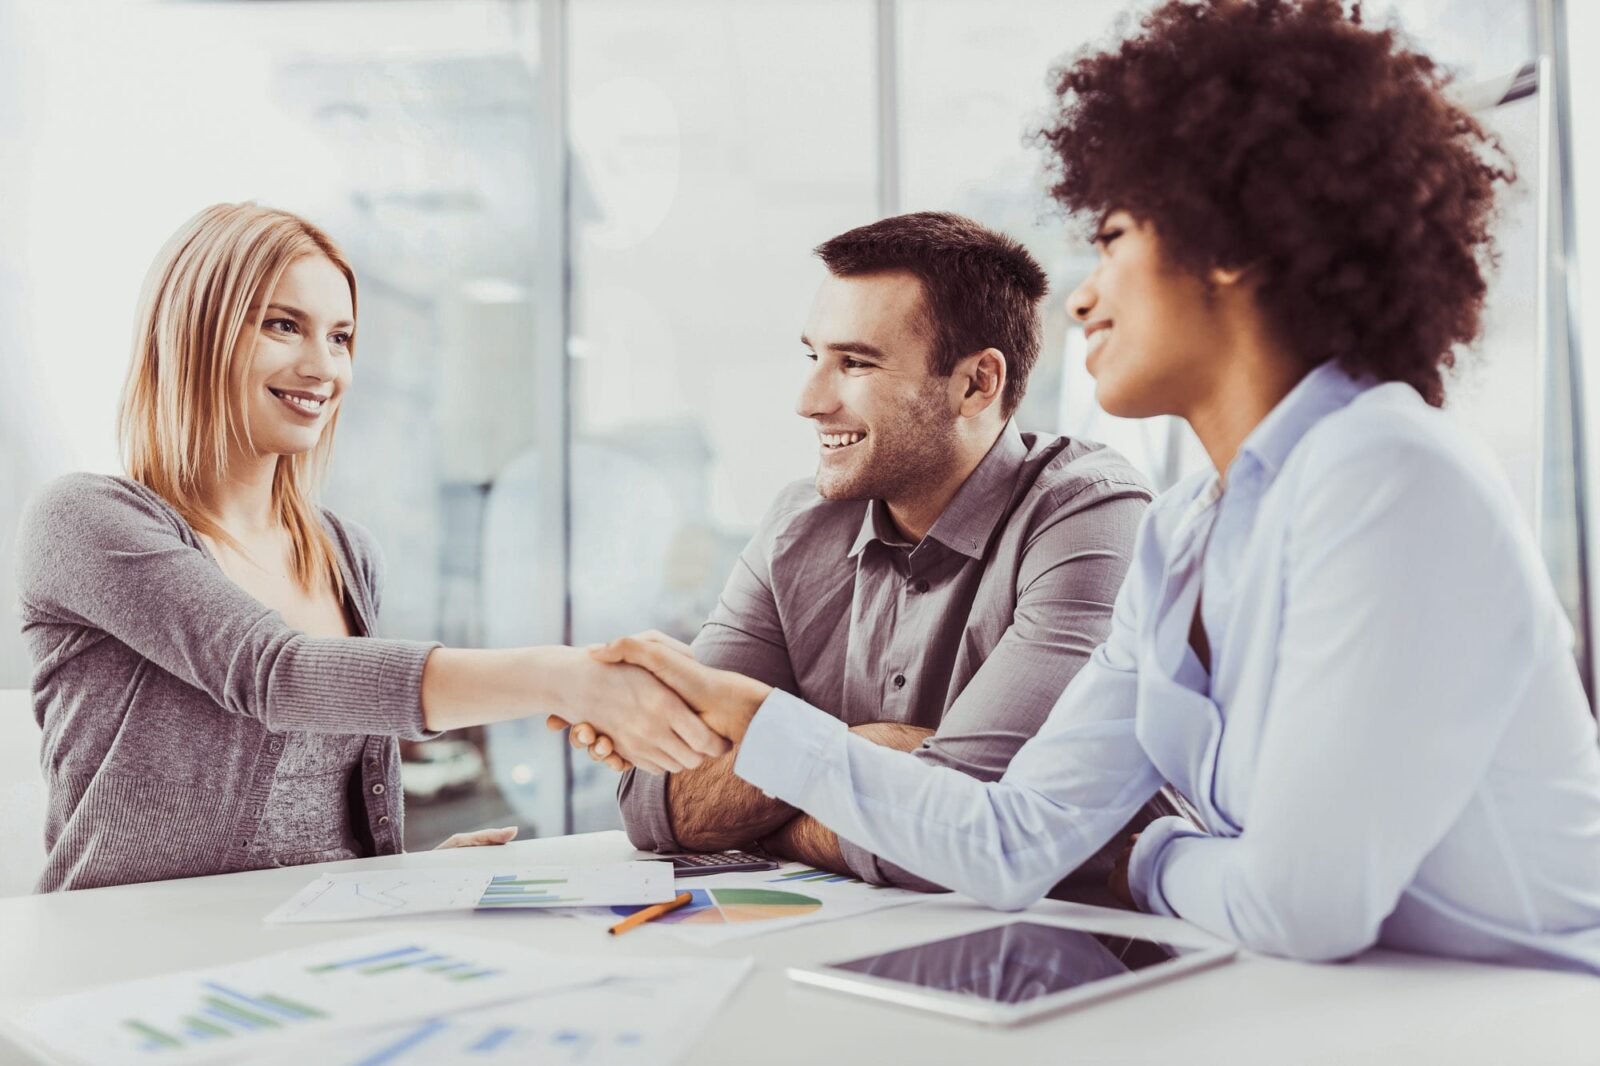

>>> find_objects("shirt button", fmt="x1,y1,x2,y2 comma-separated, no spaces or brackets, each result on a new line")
268,739,284,753
912,579,929,593
892,674,906,689
372,783,386,795
378,815,391,826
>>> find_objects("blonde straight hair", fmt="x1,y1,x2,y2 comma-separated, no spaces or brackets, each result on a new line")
119,202,356,596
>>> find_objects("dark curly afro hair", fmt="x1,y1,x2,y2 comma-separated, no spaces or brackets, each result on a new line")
1039,0,1514,406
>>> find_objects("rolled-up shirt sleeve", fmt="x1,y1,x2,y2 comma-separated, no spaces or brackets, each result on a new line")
1128,433,1548,961
836,489,1148,887
617,491,801,852
736,552,1164,910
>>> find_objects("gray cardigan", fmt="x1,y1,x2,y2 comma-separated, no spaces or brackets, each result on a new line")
15,473,439,891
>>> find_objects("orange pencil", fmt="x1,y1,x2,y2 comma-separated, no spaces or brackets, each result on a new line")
608,891,693,936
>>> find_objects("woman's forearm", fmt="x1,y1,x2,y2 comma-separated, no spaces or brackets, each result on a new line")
420,645,588,731
418,645,730,775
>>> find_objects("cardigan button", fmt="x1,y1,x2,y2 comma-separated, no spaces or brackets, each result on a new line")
372,783,386,795
378,815,391,826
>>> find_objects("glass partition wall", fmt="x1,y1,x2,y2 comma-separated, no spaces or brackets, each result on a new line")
0,0,1573,843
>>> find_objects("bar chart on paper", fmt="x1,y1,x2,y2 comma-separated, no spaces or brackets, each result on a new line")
306,943,504,982
475,874,584,909
305,957,754,1066
109,944,508,1058
10,934,612,1065
768,866,866,885
122,980,327,1053
265,863,675,923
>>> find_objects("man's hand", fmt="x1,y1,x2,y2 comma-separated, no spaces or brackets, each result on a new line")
588,635,772,744
563,651,730,775
435,825,518,849
547,631,695,772
1109,833,1140,908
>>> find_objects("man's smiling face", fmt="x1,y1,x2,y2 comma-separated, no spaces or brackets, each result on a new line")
796,270,960,505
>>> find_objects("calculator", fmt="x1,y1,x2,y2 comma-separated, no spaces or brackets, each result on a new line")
665,850,782,877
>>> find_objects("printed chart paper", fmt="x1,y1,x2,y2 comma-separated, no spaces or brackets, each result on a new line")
265,863,675,924
261,956,754,1066
5,933,616,1066
565,862,938,943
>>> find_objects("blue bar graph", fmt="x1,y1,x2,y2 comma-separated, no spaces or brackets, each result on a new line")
307,946,427,972
470,1026,518,1053
351,1018,451,1066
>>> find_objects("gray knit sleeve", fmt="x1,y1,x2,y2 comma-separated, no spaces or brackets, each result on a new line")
16,473,438,738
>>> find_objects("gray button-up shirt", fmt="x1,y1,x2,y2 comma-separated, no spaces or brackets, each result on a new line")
619,421,1161,889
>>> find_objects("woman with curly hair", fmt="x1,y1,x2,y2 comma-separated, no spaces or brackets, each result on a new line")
584,0,1600,969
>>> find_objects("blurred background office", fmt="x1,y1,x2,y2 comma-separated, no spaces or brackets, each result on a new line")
1,0,1597,849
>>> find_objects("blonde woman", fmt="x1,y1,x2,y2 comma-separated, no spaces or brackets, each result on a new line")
16,203,726,892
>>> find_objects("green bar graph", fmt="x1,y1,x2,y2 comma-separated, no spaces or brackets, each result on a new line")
202,996,280,1028
259,994,325,1020
124,1020,181,1049
184,1017,232,1037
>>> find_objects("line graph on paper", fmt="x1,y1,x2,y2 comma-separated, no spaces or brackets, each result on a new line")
266,872,490,924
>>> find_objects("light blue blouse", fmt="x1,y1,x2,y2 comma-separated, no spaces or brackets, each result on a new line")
735,361,1600,971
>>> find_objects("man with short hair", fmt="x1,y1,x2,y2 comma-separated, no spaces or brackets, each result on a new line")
561,212,1165,891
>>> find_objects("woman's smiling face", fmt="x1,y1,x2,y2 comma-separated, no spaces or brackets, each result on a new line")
234,254,354,461
1066,212,1231,420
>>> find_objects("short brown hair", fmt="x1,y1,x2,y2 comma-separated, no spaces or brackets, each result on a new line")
814,212,1049,417
1039,0,1512,406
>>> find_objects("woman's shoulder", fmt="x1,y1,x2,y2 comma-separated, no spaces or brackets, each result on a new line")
1297,383,1505,495
1283,382,1523,545
22,472,183,542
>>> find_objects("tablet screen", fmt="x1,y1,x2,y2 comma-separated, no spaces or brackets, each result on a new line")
827,922,1198,1005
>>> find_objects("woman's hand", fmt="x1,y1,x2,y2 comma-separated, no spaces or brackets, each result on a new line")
546,715,633,772
563,648,730,775
547,632,695,773
435,825,518,849
588,634,771,746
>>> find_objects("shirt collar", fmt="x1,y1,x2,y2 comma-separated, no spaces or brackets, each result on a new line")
848,420,1028,561
848,497,912,558
1233,360,1371,481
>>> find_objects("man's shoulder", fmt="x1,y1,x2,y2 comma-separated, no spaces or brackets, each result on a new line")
1019,432,1155,512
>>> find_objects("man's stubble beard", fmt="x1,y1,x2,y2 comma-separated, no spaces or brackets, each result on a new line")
814,380,959,504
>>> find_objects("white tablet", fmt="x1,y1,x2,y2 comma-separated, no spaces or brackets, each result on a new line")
787,918,1236,1026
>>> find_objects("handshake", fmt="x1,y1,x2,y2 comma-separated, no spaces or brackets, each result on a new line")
542,632,774,776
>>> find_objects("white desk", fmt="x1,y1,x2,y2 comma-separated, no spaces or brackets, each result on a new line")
1,831,1596,1065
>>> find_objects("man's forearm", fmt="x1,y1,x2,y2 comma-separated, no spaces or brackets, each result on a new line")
763,812,848,872
760,721,935,878
665,748,799,851
662,720,933,853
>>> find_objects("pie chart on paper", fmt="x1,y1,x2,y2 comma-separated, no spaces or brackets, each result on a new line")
609,888,821,925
